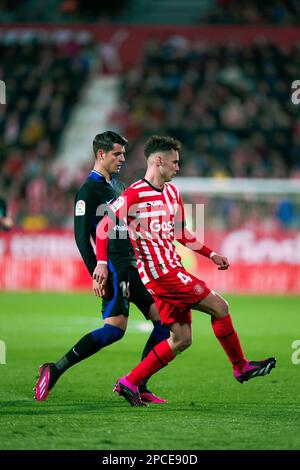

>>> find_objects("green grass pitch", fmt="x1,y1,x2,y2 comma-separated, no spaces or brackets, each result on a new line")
0,292,299,450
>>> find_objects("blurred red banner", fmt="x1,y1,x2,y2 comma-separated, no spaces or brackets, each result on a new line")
0,229,299,293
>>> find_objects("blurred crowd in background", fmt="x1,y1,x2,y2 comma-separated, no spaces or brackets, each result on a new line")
0,0,130,23
109,37,300,232
113,38,300,181
1,1,300,231
204,0,300,25
1,33,300,231
0,33,95,229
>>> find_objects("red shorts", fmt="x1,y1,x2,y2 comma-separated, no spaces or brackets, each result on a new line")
146,267,211,325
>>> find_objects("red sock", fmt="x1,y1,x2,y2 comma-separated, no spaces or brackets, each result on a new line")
211,314,246,372
127,339,175,385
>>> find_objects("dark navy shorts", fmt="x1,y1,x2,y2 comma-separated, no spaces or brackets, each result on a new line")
101,264,154,320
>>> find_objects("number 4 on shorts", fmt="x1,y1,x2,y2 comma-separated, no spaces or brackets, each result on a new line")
177,272,192,285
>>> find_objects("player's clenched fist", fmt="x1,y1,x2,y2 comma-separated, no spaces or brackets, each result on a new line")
211,253,230,270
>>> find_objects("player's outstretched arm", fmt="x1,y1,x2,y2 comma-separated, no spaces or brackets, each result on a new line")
93,189,135,296
174,191,229,270
93,214,112,297
175,225,229,270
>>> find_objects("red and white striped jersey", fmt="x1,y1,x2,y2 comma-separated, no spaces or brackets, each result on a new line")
109,178,185,284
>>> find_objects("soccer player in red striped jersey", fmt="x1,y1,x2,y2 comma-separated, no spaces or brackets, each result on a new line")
93,135,276,406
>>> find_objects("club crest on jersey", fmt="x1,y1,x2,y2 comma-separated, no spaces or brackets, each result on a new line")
75,200,86,216
111,196,125,213
193,283,204,295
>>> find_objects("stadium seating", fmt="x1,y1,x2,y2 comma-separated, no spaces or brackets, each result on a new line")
112,38,299,181
1,29,299,230
0,31,94,229
203,0,300,25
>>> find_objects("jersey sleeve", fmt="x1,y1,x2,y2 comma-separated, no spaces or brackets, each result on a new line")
96,187,137,264
107,187,137,222
173,189,213,257
74,185,98,277
174,192,186,232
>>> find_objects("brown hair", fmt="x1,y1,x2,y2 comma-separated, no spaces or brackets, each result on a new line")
144,135,181,159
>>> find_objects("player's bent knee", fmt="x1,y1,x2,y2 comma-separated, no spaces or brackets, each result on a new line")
148,303,160,322
104,315,128,331
219,299,229,316
169,335,191,352
177,336,192,352
178,342,191,352
212,297,229,318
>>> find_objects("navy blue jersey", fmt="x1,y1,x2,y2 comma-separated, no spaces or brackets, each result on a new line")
74,171,135,276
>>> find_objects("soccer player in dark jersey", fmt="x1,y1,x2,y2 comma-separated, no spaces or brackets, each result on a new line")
34,131,169,403
94,135,276,406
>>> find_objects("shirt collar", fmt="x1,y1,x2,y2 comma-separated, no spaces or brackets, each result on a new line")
89,170,116,187
89,170,105,182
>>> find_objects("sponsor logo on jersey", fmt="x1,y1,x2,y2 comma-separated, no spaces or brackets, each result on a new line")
113,224,128,232
75,200,86,216
149,219,174,232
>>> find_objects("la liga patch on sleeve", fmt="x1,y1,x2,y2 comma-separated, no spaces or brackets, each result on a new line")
111,196,125,213
75,200,86,216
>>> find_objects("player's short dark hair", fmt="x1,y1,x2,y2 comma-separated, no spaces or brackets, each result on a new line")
93,131,128,157
144,135,181,159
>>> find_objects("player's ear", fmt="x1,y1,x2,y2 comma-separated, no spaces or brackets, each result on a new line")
96,149,104,160
156,155,163,167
